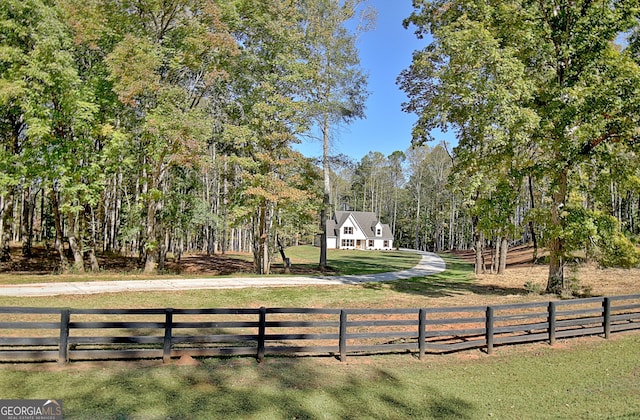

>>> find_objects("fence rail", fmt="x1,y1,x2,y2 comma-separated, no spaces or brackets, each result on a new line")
0,294,638,364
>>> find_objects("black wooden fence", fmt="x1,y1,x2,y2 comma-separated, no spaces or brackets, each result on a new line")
0,294,638,364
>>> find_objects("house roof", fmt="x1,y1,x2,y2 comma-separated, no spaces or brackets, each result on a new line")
328,211,393,240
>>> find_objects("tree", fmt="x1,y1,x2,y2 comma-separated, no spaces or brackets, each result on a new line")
298,0,372,270
221,0,322,274
400,0,640,294
75,0,239,272
1,0,102,272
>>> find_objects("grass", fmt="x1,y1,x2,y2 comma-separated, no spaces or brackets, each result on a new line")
0,253,473,309
0,252,639,418
279,245,422,275
0,246,422,284
0,334,638,419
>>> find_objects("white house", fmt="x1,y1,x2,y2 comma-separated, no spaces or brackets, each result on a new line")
320,211,394,250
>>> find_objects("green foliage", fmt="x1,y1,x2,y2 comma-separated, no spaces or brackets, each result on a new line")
401,0,640,289
549,206,640,268
597,231,640,269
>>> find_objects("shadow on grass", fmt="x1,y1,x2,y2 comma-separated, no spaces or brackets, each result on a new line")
366,253,526,298
325,252,420,275
5,358,476,419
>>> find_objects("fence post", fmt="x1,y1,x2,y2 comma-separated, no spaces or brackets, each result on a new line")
485,306,494,354
548,301,557,346
603,297,611,339
339,310,347,362
418,309,426,360
58,309,70,365
163,308,173,363
257,307,266,363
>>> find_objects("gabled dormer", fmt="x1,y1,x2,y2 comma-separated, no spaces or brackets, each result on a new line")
374,222,383,237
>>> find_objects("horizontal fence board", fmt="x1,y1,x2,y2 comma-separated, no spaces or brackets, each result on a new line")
265,321,338,328
170,348,257,357
0,350,59,361
495,332,548,345
174,308,260,315
0,307,62,314
495,312,547,322
556,297,604,306
494,322,548,334
172,335,257,344
426,340,485,352
610,294,640,301
346,331,416,340
69,349,161,360
425,306,487,314
264,333,339,341
0,337,59,346
343,343,419,353
69,321,164,329
265,346,339,354
346,320,417,328
0,295,637,363
71,309,166,315
0,322,60,330
611,323,640,332
425,317,485,325
494,302,549,311
557,308,603,317
425,328,486,337
556,317,603,328
69,336,164,345
266,308,341,315
344,308,418,315
172,321,258,329
611,313,640,322
611,304,640,311
555,326,604,338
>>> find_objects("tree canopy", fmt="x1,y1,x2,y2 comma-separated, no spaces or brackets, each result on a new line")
399,0,640,293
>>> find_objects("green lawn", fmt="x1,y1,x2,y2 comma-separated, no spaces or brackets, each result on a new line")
284,245,422,275
0,253,471,309
0,246,422,285
0,254,638,418
1,334,638,419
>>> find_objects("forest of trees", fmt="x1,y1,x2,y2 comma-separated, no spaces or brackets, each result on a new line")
0,0,374,275
2,0,640,296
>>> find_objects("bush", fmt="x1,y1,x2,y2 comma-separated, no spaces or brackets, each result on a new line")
524,281,544,295
597,233,640,269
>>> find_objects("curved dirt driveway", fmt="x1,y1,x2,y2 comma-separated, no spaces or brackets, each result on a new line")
0,249,445,297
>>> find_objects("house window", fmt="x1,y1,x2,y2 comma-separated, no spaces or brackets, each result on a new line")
376,228,382,236
383,240,389,247
342,239,354,247
368,240,374,248
344,226,353,235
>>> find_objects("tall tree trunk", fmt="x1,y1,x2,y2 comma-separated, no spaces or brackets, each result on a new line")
472,216,484,274
49,189,69,272
0,194,12,262
528,175,538,261
67,211,85,272
20,186,35,258
414,191,421,250
319,114,330,270
144,194,159,273
254,201,272,275
85,204,100,272
546,168,568,294
498,236,508,274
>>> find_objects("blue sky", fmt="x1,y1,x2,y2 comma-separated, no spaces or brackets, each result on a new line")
294,0,449,162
